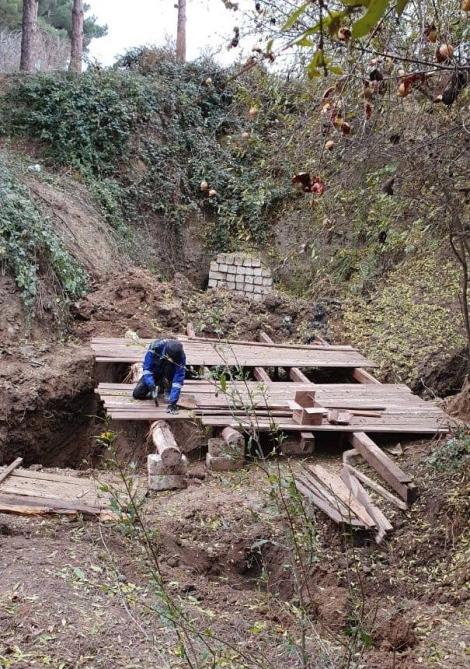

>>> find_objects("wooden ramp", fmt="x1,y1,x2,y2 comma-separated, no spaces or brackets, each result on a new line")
96,381,450,434
0,459,117,519
91,336,376,369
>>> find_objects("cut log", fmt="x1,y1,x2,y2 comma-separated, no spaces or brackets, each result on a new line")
150,420,181,467
0,458,23,485
349,432,417,504
343,463,408,511
221,426,245,452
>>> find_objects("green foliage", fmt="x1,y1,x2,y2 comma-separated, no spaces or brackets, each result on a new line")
426,432,470,471
0,156,87,312
2,55,297,250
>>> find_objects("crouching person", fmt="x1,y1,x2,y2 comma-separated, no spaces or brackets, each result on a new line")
132,338,186,414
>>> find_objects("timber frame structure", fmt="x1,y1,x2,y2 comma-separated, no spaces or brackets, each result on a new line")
90,325,452,540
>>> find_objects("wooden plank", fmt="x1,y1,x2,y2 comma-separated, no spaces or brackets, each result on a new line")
297,473,366,527
352,368,382,384
314,335,381,385
0,458,23,485
7,469,98,486
307,465,376,528
341,468,392,543
295,479,345,524
258,331,313,384
0,493,108,517
343,463,408,511
349,432,417,503
253,367,272,383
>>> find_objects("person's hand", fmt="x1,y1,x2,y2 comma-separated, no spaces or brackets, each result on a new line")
166,403,178,414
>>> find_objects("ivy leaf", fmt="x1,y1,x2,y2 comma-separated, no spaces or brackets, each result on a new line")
282,2,309,31
351,0,390,38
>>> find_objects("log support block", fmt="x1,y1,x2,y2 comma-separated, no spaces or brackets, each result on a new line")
148,453,188,476
281,432,315,456
206,453,244,472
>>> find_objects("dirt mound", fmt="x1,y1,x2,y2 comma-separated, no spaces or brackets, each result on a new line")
0,344,96,466
71,266,319,343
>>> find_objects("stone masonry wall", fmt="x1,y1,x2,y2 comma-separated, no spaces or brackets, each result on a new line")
208,253,273,300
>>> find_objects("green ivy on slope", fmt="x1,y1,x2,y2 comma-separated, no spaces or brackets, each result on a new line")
0,55,295,251
0,157,87,312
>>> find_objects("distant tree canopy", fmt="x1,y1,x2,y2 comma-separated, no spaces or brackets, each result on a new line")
0,0,107,47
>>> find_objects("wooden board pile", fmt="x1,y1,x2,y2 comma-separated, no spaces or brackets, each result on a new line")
96,381,449,434
0,458,114,519
295,464,393,543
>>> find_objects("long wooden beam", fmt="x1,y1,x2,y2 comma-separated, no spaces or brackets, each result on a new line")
348,432,417,504
259,331,311,383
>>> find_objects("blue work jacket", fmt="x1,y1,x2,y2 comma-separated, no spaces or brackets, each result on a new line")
141,339,186,404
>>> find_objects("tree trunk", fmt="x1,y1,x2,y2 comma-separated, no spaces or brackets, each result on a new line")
176,0,186,63
69,0,84,73
20,0,38,72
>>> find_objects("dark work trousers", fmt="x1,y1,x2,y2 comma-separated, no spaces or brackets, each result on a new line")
132,359,174,400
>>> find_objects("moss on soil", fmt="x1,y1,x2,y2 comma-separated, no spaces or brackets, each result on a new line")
338,256,465,385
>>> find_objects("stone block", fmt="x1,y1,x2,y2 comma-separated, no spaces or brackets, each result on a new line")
217,253,227,263
245,275,253,284
208,438,244,459
148,474,187,491
206,453,244,472
253,285,263,293
208,278,217,288
261,268,271,278
243,257,253,267
210,261,218,272
245,284,254,293
210,271,224,281
234,255,243,266
236,266,246,275
254,276,263,285
227,282,236,289
251,259,261,267
148,453,188,476
219,264,228,273
227,265,237,274
262,278,272,286
253,267,262,276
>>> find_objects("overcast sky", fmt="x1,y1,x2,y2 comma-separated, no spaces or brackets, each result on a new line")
87,0,253,66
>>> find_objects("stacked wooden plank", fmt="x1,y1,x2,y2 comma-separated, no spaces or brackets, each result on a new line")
0,459,115,519
91,336,376,369
96,381,449,435
295,464,393,543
